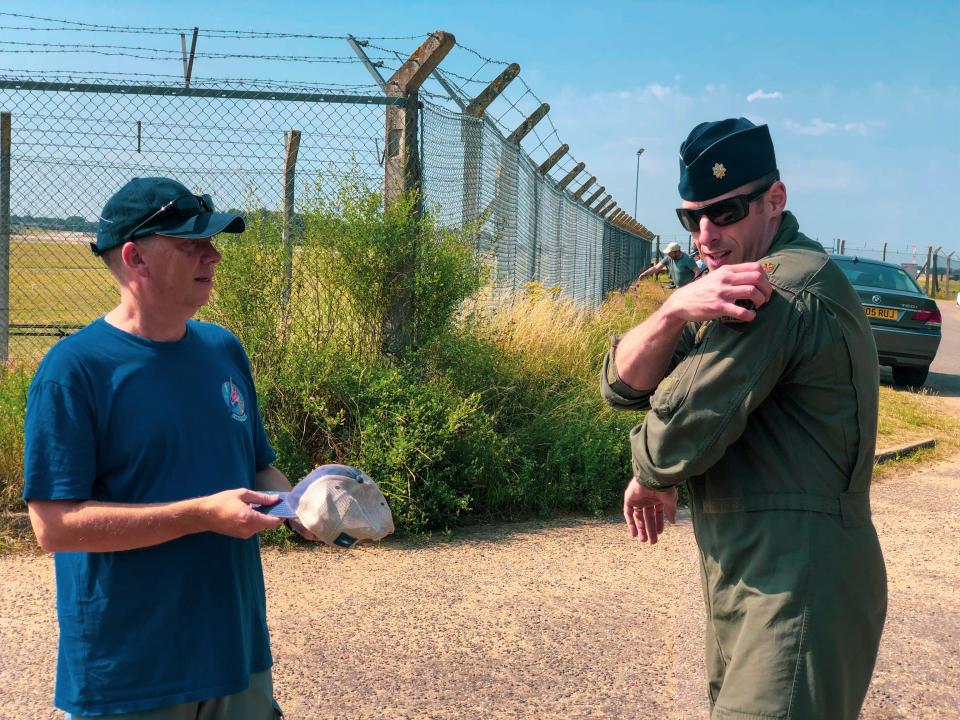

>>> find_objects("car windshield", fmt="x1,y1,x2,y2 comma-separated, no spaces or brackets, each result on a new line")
833,258,923,293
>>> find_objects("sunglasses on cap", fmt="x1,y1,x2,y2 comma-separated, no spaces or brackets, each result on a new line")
127,193,214,242
675,179,776,233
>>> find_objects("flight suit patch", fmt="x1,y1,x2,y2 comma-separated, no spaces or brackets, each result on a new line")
694,322,712,345
658,376,679,392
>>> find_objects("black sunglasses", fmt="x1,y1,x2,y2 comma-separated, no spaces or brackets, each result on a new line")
675,180,776,233
128,193,214,241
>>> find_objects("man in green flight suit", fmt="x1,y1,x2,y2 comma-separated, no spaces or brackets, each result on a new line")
600,118,887,719
633,241,701,288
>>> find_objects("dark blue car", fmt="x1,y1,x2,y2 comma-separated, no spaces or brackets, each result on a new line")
832,255,942,388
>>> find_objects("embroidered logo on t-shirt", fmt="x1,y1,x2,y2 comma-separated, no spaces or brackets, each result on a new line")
221,379,248,422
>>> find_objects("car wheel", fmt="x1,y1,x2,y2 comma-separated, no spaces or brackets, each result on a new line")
892,365,929,389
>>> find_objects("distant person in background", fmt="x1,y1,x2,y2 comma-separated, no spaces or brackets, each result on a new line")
23,177,318,719
632,241,701,288
692,248,708,274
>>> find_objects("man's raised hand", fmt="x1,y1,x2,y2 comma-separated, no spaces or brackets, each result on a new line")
663,262,773,325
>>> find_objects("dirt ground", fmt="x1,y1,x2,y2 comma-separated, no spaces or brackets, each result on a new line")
1,451,958,720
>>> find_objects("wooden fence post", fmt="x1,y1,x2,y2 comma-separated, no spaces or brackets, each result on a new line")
584,185,605,207
0,112,10,363
932,245,942,295
925,246,933,296
946,252,955,296
594,195,612,214
462,62,520,225
572,175,596,200
506,102,548,144
556,162,585,191
538,144,568,176
882,242,887,262
282,129,301,308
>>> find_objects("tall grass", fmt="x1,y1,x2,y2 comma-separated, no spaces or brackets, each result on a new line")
0,364,31,512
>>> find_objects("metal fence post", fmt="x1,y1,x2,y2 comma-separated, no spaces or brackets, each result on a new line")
925,246,933,295
882,242,887,262
1,112,10,363
282,129,301,308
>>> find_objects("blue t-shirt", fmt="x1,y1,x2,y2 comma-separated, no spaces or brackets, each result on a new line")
665,253,699,288
23,318,277,716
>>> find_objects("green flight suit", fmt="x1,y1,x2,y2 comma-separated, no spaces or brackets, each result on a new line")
601,212,887,719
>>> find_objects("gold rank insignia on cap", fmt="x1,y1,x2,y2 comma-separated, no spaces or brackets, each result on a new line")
712,163,726,179
761,262,779,274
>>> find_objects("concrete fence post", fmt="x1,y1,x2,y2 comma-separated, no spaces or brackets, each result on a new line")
382,31,454,356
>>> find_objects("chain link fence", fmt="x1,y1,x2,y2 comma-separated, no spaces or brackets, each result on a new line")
420,101,648,308
0,77,650,363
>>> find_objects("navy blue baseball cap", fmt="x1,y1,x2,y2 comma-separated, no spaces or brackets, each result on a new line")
678,118,778,201
93,177,245,255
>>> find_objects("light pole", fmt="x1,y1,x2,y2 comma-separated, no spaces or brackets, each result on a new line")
634,148,645,217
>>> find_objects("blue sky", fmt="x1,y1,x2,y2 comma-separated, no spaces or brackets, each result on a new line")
1,0,957,261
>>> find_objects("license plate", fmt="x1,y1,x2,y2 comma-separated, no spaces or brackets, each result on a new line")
864,305,898,320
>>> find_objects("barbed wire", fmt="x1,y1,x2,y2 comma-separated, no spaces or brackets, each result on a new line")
0,68,380,92
14,153,383,178
15,126,376,145
453,41,511,68
0,40,394,64
0,12,426,40
12,111,380,137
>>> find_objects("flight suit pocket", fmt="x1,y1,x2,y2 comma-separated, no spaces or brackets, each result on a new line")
651,328,710,417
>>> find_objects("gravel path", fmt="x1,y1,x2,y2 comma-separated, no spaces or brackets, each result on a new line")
2,454,959,719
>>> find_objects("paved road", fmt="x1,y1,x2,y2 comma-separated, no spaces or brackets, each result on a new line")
929,299,960,396
879,299,959,397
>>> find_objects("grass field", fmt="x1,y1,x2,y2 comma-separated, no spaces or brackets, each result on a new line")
5,235,117,359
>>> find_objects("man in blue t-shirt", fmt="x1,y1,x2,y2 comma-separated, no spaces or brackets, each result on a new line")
23,177,318,719
631,242,702,289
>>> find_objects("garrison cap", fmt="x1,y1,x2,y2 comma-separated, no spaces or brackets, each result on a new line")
678,118,777,201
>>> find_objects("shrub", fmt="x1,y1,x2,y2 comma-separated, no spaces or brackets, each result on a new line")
0,365,31,512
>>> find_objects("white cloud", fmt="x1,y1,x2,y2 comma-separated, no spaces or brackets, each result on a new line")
747,89,783,102
844,122,868,136
648,83,673,100
784,118,838,136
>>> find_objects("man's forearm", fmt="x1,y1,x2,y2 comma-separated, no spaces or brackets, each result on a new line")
28,469,290,553
637,262,664,281
28,498,208,553
614,303,687,391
